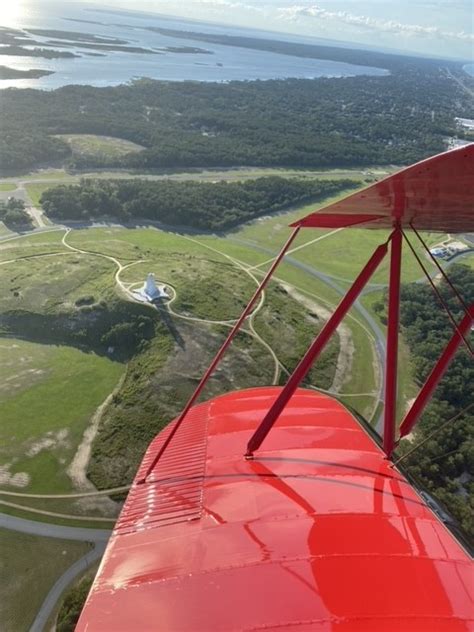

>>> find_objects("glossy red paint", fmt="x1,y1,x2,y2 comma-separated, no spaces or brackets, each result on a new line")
76,388,473,632
246,240,389,456
292,144,474,232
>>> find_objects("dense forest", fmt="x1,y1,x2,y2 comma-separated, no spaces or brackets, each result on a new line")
40,176,356,230
376,264,473,544
1,45,473,173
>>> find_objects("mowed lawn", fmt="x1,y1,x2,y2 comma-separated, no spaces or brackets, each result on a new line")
0,223,14,238
0,528,91,632
56,134,145,158
0,183,18,192
231,211,441,286
0,339,124,493
25,182,76,207
223,184,444,286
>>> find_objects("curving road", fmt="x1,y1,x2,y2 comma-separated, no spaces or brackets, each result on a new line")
28,543,107,632
1,511,111,632
0,513,111,542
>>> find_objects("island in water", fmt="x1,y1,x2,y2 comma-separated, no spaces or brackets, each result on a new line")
0,65,55,80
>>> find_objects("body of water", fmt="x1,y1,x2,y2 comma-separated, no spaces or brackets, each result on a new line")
0,2,389,89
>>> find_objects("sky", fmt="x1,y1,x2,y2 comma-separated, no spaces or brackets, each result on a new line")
95,0,474,60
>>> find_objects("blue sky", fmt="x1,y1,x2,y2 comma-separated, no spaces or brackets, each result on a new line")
101,0,474,60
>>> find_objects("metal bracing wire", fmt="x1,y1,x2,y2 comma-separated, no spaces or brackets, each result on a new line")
411,224,471,321
391,403,473,467
401,229,473,356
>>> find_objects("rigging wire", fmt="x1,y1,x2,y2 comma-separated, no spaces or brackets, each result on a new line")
423,447,461,464
411,224,472,320
391,402,473,467
401,229,473,356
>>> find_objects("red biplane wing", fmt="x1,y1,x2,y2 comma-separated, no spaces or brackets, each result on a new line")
76,389,473,632
76,147,474,631
291,144,474,231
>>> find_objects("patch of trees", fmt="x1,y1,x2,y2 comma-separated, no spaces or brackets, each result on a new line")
57,573,94,632
376,264,473,544
0,65,54,80
0,130,70,171
40,176,356,231
0,45,78,58
0,197,33,229
1,50,472,172
0,299,157,361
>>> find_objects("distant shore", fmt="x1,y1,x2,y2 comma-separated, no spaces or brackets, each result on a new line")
0,65,55,80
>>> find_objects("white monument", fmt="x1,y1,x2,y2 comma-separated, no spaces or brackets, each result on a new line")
133,273,168,303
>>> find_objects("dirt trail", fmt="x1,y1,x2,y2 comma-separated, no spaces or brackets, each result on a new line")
279,282,354,394
67,375,126,514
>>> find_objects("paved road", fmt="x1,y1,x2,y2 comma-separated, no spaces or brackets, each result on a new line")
0,513,111,542
28,543,106,632
1,513,110,631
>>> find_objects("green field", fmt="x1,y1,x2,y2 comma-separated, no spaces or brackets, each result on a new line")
0,243,68,263
0,528,91,632
0,223,344,499
3,170,73,181
0,183,17,192
120,255,257,321
453,251,474,269
0,252,117,312
0,223,14,238
0,339,124,495
76,222,381,418
196,232,381,419
232,211,440,285
26,182,74,206
56,134,145,158
0,229,66,258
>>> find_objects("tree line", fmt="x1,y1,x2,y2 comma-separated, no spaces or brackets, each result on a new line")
376,264,473,544
40,176,357,231
1,50,472,173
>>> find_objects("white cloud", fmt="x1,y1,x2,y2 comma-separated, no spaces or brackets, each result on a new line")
196,0,264,12
277,4,474,42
